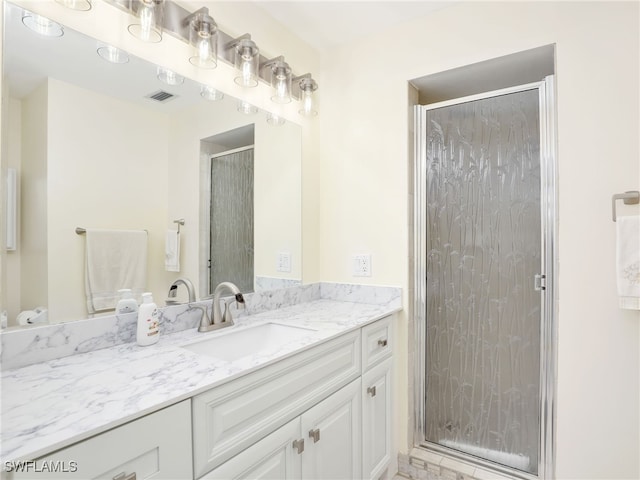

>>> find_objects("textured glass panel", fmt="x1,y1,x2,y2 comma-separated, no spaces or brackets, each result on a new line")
424,90,541,474
210,149,254,293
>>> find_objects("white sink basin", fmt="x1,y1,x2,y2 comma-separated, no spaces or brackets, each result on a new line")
181,323,317,362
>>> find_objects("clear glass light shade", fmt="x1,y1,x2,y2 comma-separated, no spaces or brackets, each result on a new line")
201,85,224,101
237,100,258,115
55,0,92,10
233,39,259,88
298,78,318,117
22,13,64,37
266,112,285,126
270,62,292,104
128,0,163,43
189,12,217,69
97,44,129,64
157,67,184,86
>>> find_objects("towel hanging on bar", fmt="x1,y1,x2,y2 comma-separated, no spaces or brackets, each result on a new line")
616,216,640,310
83,229,148,314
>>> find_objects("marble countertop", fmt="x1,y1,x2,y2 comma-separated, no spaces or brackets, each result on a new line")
1,298,400,462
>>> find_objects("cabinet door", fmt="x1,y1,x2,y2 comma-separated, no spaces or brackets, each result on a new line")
7,401,192,480
200,418,302,480
300,379,361,480
362,358,392,480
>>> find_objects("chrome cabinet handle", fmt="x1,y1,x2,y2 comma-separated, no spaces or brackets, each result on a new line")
309,428,320,443
367,386,377,397
113,473,136,480
377,339,388,347
293,438,305,454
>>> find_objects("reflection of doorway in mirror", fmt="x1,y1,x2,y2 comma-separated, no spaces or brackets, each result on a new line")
209,146,255,294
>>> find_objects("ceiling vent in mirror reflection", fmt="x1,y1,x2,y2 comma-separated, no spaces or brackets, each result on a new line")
146,90,177,103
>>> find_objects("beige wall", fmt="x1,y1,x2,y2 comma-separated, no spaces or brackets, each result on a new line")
4,98,22,321
316,2,639,479
46,79,171,323
254,119,302,282
19,82,48,316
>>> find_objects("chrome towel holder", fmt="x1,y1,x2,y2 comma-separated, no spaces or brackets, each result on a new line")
612,190,640,221
173,218,185,233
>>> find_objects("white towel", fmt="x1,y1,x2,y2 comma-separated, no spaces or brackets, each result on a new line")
84,229,147,314
165,229,180,272
616,216,640,310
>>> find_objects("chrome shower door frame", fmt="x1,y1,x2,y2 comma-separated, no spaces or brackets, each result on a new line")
412,77,557,480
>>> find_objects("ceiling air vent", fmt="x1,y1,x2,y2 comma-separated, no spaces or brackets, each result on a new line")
146,90,176,103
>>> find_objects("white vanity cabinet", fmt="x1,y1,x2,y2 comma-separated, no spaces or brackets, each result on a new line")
362,358,393,480
202,379,361,480
7,400,192,480
361,316,393,480
192,330,361,478
195,314,394,480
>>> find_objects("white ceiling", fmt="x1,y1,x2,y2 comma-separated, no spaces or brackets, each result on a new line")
250,1,455,51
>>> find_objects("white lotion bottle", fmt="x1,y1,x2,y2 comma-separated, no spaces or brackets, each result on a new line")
137,292,160,346
116,289,138,315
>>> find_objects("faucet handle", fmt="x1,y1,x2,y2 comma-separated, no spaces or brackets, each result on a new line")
193,305,211,332
222,301,235,325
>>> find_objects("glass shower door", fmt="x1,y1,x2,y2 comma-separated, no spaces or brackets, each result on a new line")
422,88,542,475
209,147,254,293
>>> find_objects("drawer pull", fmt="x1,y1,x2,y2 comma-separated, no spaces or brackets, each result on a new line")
293,438,305,454
377,339,388,347
113,473,136,480
367,386,377,397
309,428,321,443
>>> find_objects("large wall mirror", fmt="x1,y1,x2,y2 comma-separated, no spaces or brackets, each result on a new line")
1,1,302,326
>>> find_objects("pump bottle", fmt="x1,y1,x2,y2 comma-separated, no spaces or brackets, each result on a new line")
137,292,160,346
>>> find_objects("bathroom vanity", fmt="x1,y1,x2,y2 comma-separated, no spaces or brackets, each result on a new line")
1,284,400,480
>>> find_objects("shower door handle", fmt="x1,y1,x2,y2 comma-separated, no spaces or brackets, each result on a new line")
534,274,546,291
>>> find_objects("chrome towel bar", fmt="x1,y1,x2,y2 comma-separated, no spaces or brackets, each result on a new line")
612,190,640,221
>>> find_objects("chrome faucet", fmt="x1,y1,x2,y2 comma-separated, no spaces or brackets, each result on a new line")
198,282,245,332
166,277,196,305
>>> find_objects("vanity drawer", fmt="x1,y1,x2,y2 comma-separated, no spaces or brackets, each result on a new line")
6,400,192,480
362,315,393,370
192,330,361,478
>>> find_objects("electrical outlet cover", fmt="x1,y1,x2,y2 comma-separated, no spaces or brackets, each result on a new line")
277,252,292,272
352,254,372,277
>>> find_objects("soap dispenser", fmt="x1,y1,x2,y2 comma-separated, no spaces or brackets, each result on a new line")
137,292,160,346
116,289,138,315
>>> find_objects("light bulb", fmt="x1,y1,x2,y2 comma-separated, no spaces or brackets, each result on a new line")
198,39,210,62
241,60,254,86
128,0,163,43
233,39,259,87
139,7,154,41
189,12,217,69
297,77,318,117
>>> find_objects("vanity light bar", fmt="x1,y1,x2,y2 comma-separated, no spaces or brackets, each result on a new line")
103,0,317,103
